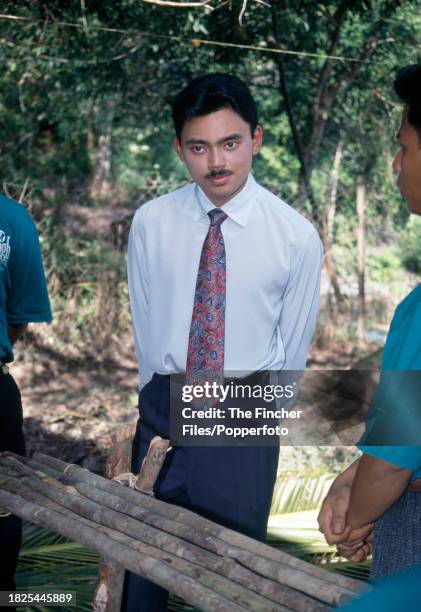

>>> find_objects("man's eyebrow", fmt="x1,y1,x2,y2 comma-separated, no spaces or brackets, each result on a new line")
185,138,207,145
185,133,244,146
219,133,243,143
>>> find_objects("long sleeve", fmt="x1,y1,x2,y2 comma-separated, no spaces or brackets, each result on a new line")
279,230,323,371
127,210,151,389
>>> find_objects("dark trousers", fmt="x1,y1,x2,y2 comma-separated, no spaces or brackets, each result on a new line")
0,373,25,599
121,373,279,612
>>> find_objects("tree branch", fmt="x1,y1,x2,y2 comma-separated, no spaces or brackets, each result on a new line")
312,0,354,126
271,3,319,218
141,0,214,8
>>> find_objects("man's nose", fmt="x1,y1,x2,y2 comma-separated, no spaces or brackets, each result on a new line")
208,147,226,168
393,149,402,173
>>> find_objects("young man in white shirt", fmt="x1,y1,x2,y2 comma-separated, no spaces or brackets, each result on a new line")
123,73,323,611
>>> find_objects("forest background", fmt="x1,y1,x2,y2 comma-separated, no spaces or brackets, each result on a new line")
1,0,421,605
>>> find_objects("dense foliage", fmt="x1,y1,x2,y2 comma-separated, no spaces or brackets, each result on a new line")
2,1,420,258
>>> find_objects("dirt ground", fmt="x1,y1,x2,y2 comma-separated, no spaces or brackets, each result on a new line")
12,325,139,474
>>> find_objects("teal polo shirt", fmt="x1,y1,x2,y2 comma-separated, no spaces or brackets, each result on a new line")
0,194,52,363
340,564,421,611
359,284,421,480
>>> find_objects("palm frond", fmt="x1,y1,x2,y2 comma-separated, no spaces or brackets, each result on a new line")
15,522,98,612
270,473,335,514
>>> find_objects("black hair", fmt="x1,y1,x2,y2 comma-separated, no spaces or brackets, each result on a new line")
394,65,421,134
172,73,258,140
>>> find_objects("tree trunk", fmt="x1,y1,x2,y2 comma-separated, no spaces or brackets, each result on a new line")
356,174,366,346
319,140,344,348
324,140,343,304
89,98,116,202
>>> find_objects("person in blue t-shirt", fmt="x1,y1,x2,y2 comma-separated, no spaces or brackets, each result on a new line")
0,194,52,597
318,64,421,582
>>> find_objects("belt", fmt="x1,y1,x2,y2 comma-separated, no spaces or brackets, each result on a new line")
0,363,9,376
408,479,421,492
160,370,269,383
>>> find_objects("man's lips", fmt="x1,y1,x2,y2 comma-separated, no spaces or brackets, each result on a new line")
206,172,233,185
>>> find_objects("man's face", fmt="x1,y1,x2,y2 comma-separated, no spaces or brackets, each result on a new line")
393,107,421,215
175,107,262,206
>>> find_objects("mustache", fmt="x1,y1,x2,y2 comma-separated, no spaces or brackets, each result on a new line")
206,169,232,179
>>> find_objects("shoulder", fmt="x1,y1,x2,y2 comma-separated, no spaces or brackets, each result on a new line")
255,182,321,246
0,195,39,251
256,183,318,236
0,194,36,228
381,283,421,369
131,182,195,230
390,283,421,331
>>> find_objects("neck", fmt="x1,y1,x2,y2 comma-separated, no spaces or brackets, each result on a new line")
205,176,249,207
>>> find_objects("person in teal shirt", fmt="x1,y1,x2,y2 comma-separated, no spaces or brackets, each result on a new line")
349,283,421,579
0,193,52,599
318,64,421,584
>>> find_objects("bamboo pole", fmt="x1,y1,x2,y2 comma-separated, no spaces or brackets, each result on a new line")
31,452,363,600
0,487,246,612
0,470,288,612
134,436,170,494
0,452,365,609
0,458,329,610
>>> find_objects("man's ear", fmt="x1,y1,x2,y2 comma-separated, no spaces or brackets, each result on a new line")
252,125,263,155
174,137,184,161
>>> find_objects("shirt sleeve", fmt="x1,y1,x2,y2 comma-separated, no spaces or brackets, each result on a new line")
358,445,421,474
279,229,323,371
357,291,421,474
6,214,52,324
127,209,152,389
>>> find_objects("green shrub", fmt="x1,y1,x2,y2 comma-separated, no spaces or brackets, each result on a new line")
400,217,421,274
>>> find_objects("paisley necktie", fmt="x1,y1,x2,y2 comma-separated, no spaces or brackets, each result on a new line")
186,208,227,390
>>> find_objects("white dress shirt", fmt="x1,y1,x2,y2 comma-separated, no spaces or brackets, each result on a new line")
128,174,323,389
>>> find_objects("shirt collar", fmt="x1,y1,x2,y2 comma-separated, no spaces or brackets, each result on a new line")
193,174,257,227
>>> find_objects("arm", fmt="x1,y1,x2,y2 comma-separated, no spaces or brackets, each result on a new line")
7,323,28,345
347,453,412,529
7,211,52,329
127,210,151,390
279,230,323,371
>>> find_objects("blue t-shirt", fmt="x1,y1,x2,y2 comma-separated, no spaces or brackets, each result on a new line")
359,284,421,479
340,563,421,611
0,194,52,363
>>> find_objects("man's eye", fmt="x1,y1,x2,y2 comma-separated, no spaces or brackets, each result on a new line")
225,141,238,149
192,145,205,153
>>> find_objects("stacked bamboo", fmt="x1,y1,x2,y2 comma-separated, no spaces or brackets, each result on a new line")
0,451,365,611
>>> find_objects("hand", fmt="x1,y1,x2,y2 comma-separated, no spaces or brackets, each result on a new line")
337,529,373,562
343,523,373,546
317,484,352,544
